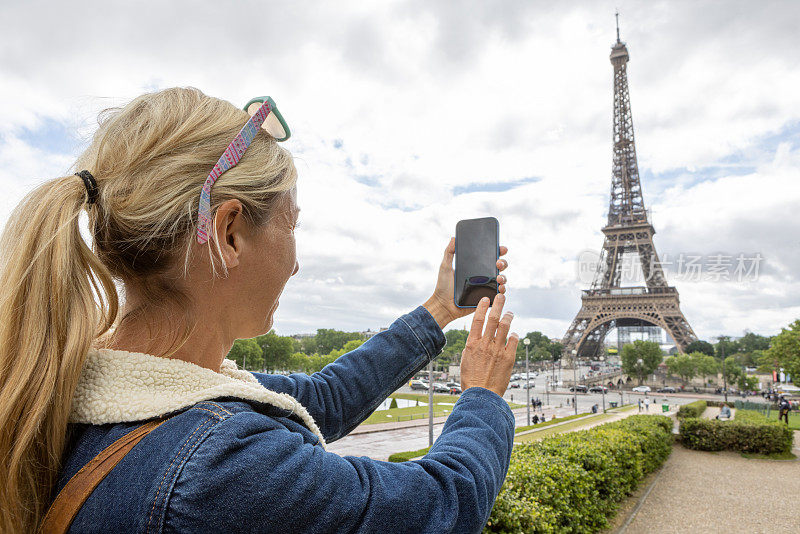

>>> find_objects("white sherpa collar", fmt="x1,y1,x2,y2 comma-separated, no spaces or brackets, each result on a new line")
71,348,326,448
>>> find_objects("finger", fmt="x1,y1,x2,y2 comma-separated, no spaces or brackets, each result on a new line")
497,275,507,285
496,259,508,271
483,293,505,340
494,312,514,346
498,285,506,294
505,332,520,358
468,297,490,340
499,246,508,256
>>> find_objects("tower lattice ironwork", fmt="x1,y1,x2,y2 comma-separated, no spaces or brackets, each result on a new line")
562,19,697,359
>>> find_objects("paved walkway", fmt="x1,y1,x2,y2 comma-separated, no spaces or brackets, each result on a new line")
329,405,584,460
620,445,800,533
329,403,669,461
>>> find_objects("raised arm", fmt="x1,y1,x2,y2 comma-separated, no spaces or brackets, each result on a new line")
252,305,446,441
252,238,510,441
169,295,520,533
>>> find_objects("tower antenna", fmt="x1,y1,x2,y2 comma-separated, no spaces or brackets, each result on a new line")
615,10,621,42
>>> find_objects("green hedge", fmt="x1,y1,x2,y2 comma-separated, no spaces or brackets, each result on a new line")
679,411,793,454
676,400,707,420
485,416,673,533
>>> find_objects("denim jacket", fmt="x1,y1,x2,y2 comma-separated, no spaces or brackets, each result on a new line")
55,307,515,533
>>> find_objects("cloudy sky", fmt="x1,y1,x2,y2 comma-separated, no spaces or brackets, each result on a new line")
1,0,799,342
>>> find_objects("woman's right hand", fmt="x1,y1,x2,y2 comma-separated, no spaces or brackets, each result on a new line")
460,293,518,397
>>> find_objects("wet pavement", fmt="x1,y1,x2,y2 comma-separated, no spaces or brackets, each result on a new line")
327,387,695,461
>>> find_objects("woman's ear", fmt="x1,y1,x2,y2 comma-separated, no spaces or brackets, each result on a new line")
213,199,246,270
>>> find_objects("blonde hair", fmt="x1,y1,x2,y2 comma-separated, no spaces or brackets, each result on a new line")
0,87,297,532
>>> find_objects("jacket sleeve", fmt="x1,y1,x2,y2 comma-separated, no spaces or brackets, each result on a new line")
164,386,515,534
251,306,446,442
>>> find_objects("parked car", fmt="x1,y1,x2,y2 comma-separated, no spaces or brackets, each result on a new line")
632,385,651,393
449,386,462,395
445,381,460,388
657,386,676,393
588,386,608,393
522,382,536,389
508,382,520,389
409,379,428,390
433,382,450,393
509,373,522,381
569,385,588,393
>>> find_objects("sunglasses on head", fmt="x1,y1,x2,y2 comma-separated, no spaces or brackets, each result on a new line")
196,96,291,244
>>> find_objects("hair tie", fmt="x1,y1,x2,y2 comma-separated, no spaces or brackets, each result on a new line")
75,170,99,205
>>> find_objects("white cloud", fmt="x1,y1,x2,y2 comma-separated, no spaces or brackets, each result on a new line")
0,0,799,342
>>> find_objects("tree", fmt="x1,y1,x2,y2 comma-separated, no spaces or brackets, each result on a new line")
685,340,714,356
255,330,296,370
721,356,743,386
692,353,719,385
442,329,468,365
547,342,564,362
621,340,663,385
515,331,550,362
737,374,758,392
227,339,263,371
714,337,738,361
756,349,780,374
665,354,696,385
737,332,771,353
314,329,363,354
766,319,800,382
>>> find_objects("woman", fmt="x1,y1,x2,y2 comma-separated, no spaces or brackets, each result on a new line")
0,88,519,533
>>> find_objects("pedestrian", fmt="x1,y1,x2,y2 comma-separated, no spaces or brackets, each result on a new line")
638,399,642,413
644,397,650,412
532,414,539,424
510,394,513,403
0,88,519,533
779,396,791,425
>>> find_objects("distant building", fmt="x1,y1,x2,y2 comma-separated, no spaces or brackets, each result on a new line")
361,327,388,340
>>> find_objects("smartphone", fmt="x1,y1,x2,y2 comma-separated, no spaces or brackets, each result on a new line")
455,217,499,308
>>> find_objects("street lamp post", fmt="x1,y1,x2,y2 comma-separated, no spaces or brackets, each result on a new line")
545,378,550,406
572,349,578,415
428,360,434,446
599,355,606,413
717,336,728,403
524,338,531,426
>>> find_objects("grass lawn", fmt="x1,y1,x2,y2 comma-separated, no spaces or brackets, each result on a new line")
514,413,615,443
514,412,588,433
755,410,800,430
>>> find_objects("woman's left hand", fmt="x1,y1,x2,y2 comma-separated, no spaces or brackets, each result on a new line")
423,238,509,330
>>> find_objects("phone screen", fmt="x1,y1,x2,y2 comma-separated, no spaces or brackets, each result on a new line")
455,217,499,308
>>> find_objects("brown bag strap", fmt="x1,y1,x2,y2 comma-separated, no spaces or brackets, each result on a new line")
38,419,166,534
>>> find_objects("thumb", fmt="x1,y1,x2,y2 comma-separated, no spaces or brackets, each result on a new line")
442,237,455,266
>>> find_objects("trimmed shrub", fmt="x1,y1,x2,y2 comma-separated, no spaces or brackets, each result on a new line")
485,415,673,533
389,397,398,409
679,413,793,454
676,400,707,420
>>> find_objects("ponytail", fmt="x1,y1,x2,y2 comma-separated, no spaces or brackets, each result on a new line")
0,176,118,532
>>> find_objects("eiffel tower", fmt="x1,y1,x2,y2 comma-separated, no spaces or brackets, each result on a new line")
562,18,697,359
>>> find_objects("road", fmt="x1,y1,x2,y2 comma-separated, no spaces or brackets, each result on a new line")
327,384,703,461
